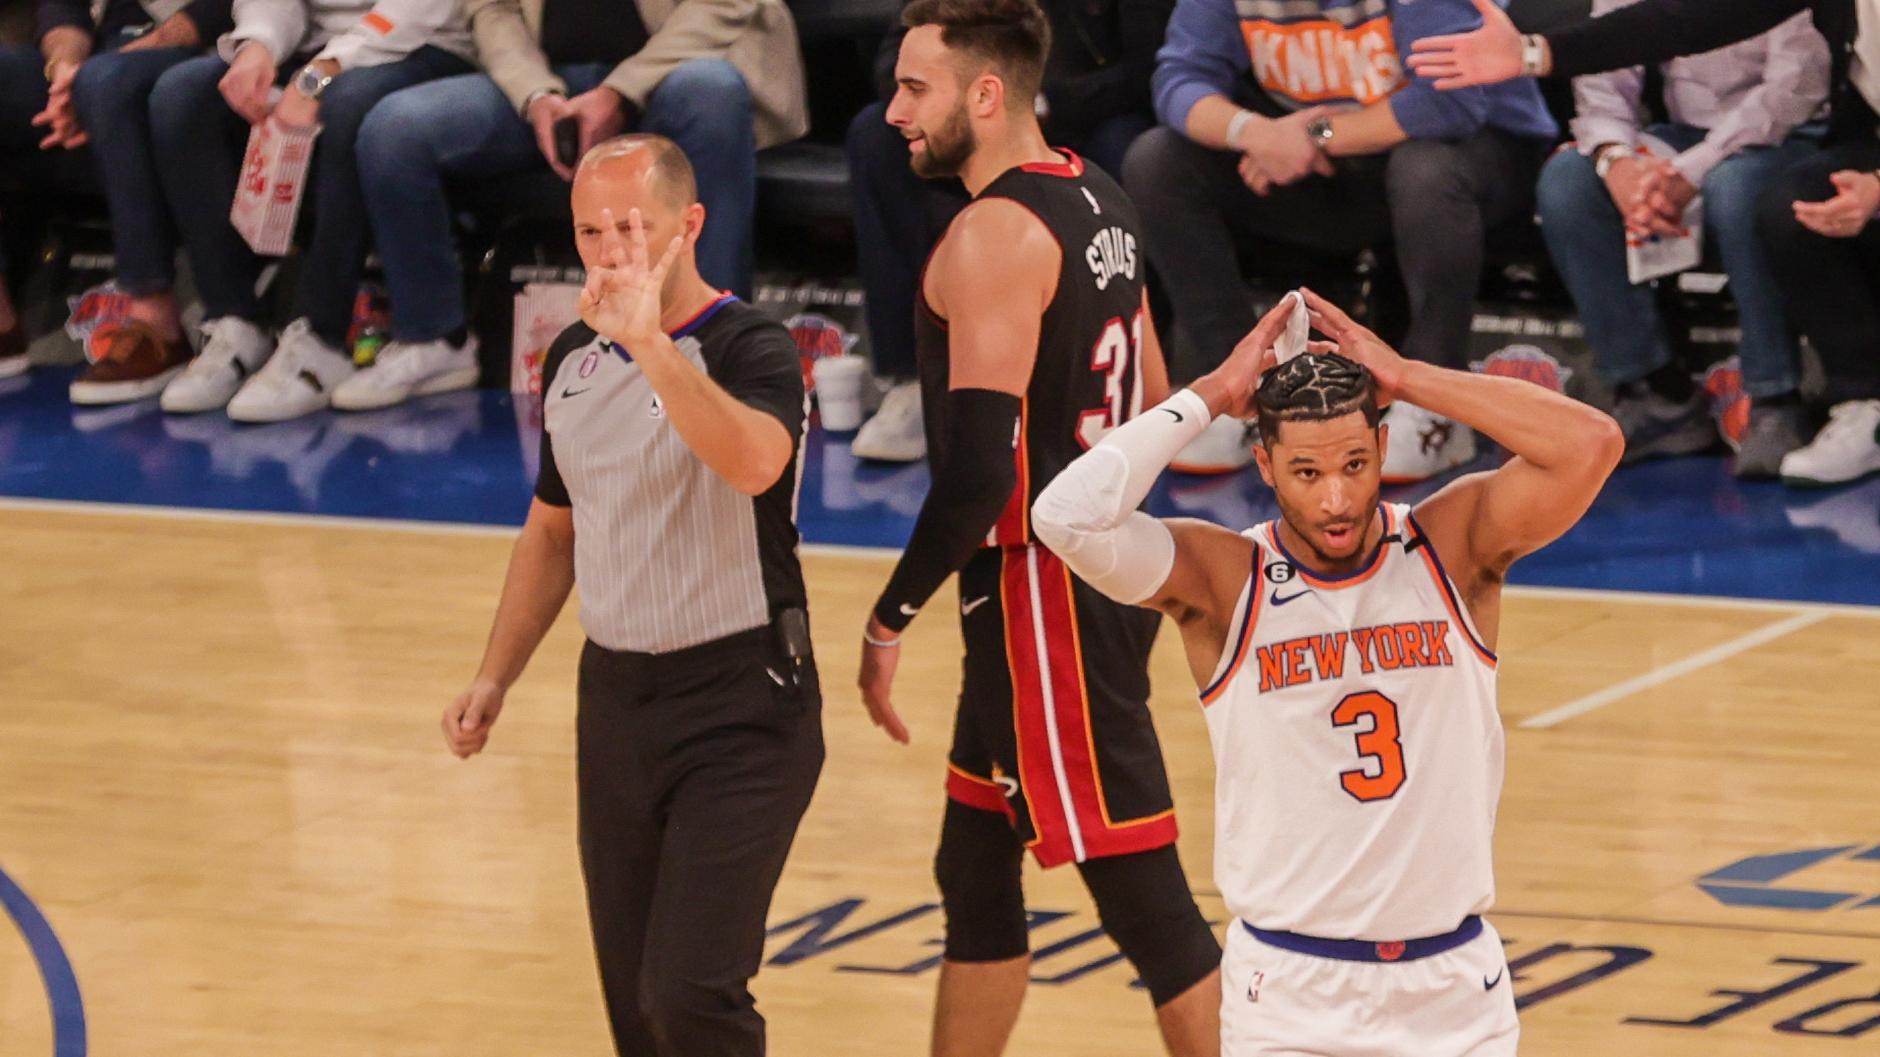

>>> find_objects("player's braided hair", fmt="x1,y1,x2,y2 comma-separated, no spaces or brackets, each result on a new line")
1254,352,1381,446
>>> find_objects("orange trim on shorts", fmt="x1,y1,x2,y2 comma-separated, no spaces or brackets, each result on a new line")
362,11,395,34
945,763,1016,820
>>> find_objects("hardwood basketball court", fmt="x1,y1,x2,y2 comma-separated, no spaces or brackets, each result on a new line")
2,501,1876,1056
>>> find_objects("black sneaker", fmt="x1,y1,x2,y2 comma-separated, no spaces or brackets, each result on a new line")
1614,388,1717,464
1734,403,1810,480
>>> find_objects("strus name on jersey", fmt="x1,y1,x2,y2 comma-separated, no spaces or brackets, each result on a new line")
1256,621,1456,692
1086,226,1138,291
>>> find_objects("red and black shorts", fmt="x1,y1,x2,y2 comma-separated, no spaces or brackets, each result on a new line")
944,543,1180,868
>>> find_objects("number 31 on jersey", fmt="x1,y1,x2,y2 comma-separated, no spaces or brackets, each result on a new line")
1076,308,1146,449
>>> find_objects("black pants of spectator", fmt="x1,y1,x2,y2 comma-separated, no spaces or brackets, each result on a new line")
1757,138,1880,406
1123,126,1546,381
847,101,1152,380
576,628,824,1056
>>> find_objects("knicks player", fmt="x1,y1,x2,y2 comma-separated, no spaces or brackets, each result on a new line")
855,0,1223,1054
1033,289,1623,1054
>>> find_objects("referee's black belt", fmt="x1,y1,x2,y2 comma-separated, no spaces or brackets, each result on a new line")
587,624,774,668
1240,915,1482,963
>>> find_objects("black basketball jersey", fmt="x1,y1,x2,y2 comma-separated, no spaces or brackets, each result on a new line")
915,150,1148,548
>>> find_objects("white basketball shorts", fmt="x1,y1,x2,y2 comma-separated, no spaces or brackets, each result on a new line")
1221,916,1519,1056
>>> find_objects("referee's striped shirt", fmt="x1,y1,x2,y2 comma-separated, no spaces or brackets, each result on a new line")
535,295,808,654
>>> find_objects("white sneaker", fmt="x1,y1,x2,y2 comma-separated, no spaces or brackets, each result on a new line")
1780,400,1880,488
331,333,480,411
851,381,926,462
1381,401,1476,483
162,317,273,413
1171,414,1256,474
226,319,355,424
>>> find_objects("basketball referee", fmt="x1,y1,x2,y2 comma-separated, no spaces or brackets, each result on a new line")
442,136,823,1057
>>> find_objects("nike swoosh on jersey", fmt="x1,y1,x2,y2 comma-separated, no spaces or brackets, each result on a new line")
561,387,592,398
961,595,991,616
1270,589,1310,606
1483,969,1504,990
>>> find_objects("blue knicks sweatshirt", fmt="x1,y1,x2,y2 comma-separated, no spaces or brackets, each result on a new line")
1153,0,1557,143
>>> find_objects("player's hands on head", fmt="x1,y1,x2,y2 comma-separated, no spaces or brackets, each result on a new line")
1406,0,1525,90
1300,288,1406,405
1793,171,1880,239
1196,296,1298,418
220,42,277,125
442,678,506,758
858,616,911,745
578,207,682,352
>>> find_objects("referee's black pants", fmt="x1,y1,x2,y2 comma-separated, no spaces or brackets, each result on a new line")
577,627,824,1057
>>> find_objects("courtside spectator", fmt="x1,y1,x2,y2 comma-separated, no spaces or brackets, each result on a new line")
1404,0,1880,488
842,0,1170,463
1535,3,1827,477
1,0,231,385
1125,0,1555,479
110,0,475,420
344,0,806,411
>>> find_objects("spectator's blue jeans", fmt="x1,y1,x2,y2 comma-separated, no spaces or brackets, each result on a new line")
69,46,203,296
150,47,472,347
1536,123,1819,397
357,59,757,343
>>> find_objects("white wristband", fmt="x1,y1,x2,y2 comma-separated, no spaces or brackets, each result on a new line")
1225,109,1256,151
1519,34,1548,78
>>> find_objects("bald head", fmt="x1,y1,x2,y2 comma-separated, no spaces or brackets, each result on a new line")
574,134,698,213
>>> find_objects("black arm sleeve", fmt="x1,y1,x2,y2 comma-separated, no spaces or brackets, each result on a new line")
872,388,1022,633
1546,0,1807,78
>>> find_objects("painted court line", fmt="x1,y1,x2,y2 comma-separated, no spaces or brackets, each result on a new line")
1519,611,1831,730
0,863,86,1057
3,497,1877,618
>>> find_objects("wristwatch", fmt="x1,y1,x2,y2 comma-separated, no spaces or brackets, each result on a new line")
1305,115,1335,152
1592,143,1628,179
293,63,334,100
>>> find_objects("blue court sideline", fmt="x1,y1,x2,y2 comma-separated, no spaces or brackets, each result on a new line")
2,368,1876,606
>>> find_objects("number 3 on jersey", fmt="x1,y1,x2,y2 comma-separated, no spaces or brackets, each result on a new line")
1076,309,1145,448
1330,690,1406,802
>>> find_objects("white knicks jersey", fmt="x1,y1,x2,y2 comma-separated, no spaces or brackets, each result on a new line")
1201,503,1503,941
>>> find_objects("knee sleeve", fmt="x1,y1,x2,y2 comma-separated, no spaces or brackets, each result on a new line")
934,799,1030,963
1078,845,1221,1007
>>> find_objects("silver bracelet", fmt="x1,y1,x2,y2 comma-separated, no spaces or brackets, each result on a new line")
1225,108,1255,151
862,629,901,649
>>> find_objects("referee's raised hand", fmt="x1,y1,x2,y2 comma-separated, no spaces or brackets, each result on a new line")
578,206,684,352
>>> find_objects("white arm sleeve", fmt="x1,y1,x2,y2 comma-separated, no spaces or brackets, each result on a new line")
1033,387,1212,604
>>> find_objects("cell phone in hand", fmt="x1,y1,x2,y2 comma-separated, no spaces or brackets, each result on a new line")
554,116,581,169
